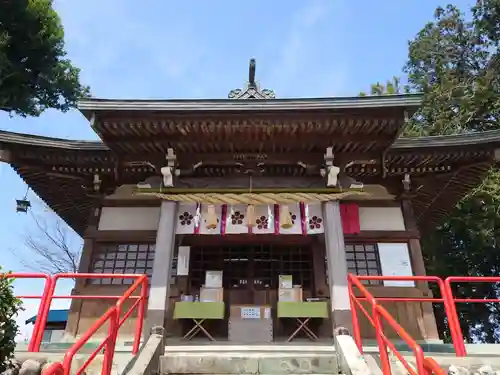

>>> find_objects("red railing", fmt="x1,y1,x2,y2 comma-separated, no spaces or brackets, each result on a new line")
348,274,446,375
4,273,53,352
444,276,500,357
5,272,148,375
8,272,500,375
348,274,500,360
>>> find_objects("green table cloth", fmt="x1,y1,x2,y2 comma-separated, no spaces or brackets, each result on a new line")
173,301,225,320
277,301,328,318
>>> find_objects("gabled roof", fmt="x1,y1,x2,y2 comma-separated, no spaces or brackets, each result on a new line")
77,94,422,157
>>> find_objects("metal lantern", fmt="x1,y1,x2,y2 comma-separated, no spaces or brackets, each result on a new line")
16,199,31,213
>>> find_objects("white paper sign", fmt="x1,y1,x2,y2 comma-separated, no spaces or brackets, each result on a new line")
177,246,191,276
241,307,260,319
377,243,414,287
205,270,223,288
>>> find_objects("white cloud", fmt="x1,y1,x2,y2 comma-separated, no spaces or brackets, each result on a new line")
276,0,331,85
272,0,350,97
52,0,205,97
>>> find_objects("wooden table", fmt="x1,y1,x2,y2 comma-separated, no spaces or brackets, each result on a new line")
277,301,328,342
173,301,225,341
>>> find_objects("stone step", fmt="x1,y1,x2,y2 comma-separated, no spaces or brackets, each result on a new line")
366,351,500,375
11,352,133,375
159,352,339,374
164,344,336,353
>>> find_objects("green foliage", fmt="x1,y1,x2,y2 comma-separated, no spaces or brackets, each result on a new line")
361,1,500,342
423,170,500,343
0,266,23,373
0,0,90,117
404,5,500,136
358,77,410,97
404,2,500,343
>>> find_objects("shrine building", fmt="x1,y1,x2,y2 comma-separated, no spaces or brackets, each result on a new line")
2,60,500,344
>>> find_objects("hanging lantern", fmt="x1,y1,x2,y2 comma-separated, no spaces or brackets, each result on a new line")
16,199,31,213
246,205,256,228
205,204,218,229
279,205,293,229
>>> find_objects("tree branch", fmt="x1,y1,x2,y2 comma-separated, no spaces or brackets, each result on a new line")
18,205,82,276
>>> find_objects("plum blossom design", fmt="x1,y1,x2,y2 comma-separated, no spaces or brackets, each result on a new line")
179,212,194,226
255,215,268,230
309,215,323,230
289,212,297,224
231,211,245,225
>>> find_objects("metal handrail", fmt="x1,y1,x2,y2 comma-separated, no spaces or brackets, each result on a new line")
348,274,446,375
5,272,148,375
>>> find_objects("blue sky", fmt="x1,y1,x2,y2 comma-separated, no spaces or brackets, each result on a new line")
0,0,475,340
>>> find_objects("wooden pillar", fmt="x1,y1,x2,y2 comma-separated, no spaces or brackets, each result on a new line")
322,201,352,333
401,199,440,340
401,200,428,291
65,206,101,338
311,238,328,298
311,238,332,337
144,201,178,339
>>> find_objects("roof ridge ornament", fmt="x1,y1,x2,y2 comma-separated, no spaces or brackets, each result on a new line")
228,58,276,99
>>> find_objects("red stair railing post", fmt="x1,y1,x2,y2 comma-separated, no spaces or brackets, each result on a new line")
6,273,52,352
30,275,54,352
435,277,464,356
32,275,58,351
434,277,463,355
443,278,467,357
102,309,119,375
347,275,363,352
372,304,391,375
133,276,148,354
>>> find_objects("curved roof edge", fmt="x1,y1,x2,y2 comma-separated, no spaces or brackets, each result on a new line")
2,128,500,151
0,130,108,150
393,130,500,149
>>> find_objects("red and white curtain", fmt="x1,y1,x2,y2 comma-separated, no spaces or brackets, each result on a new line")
175,202,360,235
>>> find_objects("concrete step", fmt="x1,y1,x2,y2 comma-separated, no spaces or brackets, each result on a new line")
403,352,500,375
12,352,134,375
365,351,500,375
164,344,336,353
160,347,339,374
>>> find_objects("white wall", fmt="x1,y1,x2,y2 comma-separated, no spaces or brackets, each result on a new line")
359,206,406,231
98,207,161,231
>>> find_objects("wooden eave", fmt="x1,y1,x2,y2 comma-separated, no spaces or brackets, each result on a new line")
79,95,421,155
1,128,499,235
11,164,93,235
391,131,500,230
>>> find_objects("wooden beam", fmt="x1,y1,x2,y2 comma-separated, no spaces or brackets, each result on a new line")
0,149,13,163
95,108,407,122
135,187,361,194
100,132,397,146
119,151,383,171
344,229,420,242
